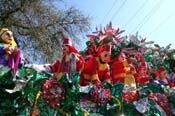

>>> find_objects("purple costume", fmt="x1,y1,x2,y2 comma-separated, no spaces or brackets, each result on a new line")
0,44,8,65
0,43,23,77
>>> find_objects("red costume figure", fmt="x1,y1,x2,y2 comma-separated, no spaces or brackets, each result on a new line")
112,52,126,84
111,52,136,88
154,66,169,86
79,44,111,86
50,38,84,81
135,62,150,85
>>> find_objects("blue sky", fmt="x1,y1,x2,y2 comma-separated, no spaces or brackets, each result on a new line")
62,0,175,49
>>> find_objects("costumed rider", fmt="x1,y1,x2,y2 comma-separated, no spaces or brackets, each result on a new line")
153,66,170,86
111,51,138,103
134,61,150,85
79,44,111,86
49,38,84,81
0,28,23,79
111,51,137,88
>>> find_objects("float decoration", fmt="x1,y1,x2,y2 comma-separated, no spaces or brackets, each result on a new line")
0,23,175,116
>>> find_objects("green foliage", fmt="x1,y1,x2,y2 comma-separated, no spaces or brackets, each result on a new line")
0,66,175,115
168,94,175,108
146,99,161,116
59,73,84,116
0,70,15,89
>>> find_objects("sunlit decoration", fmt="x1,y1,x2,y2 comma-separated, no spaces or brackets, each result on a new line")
98,22,125,45
129,35,140,45
125,34,154,52
85,22,125,57
43,79,65,108
89,83,111,106
121,85,139,103
121,91,139,103
134,97,148,113
80,97,97,112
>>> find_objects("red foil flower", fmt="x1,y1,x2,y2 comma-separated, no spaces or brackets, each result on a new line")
43,79,65,108
121,91,139,103
90,83,111,106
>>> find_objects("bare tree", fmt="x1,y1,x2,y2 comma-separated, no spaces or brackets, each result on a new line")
0,0,90,63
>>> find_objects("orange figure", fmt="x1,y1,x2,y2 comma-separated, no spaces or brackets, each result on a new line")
111,52,136,89
50,38,84,81
79,44,111,86
135,62,150,85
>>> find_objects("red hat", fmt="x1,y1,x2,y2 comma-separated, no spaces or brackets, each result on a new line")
155,66,166,77
159,66,166,73
97,44,111,56
67,45,79,54
62,38,79,54
102,44,111,53
63,38,72,46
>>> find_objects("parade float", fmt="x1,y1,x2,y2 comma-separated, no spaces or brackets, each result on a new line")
0,23,175,116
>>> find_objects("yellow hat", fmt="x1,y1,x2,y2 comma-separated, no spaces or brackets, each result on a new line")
0,28,17,47
0,28,9,36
